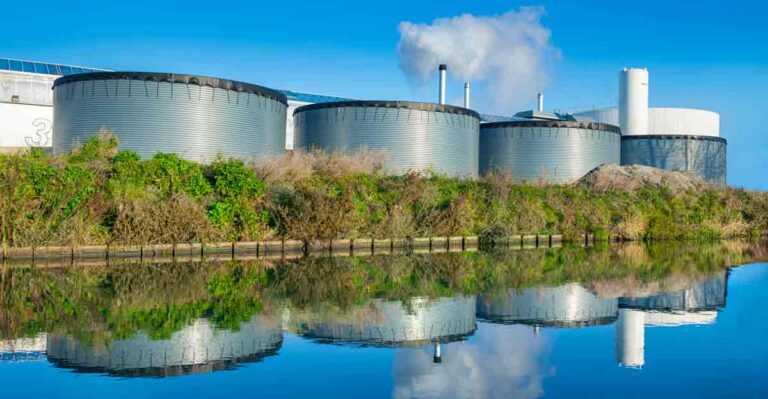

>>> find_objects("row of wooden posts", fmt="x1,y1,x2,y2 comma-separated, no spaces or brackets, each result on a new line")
0,233,620,264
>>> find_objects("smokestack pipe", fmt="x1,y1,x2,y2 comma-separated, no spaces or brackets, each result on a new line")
438,64,447,105
464,82,471,108
537,93,544,112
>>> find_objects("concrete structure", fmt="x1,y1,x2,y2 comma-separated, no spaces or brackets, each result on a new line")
53,72,287,162
292,296,477,347
476,283,619,328
574,107,720,137
479,120,621,183
294,101,480,176
0,58,106,153
46,316,282,377
619,68,649,135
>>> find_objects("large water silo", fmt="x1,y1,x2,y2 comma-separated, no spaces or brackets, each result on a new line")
479,120,621,183
53,72,287,162
293,101,480,177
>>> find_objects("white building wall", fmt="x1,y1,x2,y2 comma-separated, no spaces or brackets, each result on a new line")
648,108,720,137
0,70,56,152
0,102,53,150
573,107,720,137
286,100,311,150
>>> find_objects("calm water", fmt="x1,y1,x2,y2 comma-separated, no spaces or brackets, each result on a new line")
1,243,767,398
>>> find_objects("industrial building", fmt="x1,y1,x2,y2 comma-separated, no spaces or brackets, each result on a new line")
294,100,480,176
574,68,727,185
53,72,288,162
0,58,106,153
1,57,728,184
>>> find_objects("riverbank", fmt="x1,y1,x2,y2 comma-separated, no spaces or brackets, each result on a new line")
1,134,766,247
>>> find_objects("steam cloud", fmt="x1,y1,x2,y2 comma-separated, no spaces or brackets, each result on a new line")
397,7,560,113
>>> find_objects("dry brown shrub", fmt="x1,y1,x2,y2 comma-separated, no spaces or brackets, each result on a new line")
266,185,358,241
255,149,387,183
111,194,219,244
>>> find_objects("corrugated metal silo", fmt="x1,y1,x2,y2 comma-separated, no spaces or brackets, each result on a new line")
479,120,621,183
53,72,287,162
621,135,727,185
293,101,480,177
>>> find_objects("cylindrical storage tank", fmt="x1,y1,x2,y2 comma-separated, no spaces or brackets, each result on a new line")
621,135,727,185
619,68,649,135
53,72,287,162
293,101,480,177
479,120,621,183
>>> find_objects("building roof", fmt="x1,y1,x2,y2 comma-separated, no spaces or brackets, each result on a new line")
0,57,107,76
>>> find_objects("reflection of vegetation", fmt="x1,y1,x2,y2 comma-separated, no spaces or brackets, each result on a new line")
1,135,766,246
0,242,761,343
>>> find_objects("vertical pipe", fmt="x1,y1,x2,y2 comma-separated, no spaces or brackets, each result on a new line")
464,82,471,108
537,93,544,112
438,64,447,105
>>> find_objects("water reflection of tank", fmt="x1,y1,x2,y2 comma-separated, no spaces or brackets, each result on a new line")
0,334,47,362
616,271,728,369
294,296,477,347
618,271,728,311
477,283,619,328
46,315,282,377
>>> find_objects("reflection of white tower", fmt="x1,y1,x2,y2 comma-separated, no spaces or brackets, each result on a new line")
616,309,645,368
433,343,441,363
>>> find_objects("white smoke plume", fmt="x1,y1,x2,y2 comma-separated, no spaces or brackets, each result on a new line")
398,7,560,113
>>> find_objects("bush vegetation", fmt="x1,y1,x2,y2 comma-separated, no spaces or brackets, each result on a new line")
0,134,766,246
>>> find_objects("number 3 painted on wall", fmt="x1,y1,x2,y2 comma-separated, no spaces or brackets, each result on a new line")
25,118,52,147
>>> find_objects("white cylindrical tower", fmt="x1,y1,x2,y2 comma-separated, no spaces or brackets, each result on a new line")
464,82,471,109
438,64,447,105
619,68,649,135
615,309,645,368
537,93,544,112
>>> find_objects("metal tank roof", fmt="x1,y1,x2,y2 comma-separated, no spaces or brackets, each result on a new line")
54,71,288,105
480,119,621,134
294,100,481,119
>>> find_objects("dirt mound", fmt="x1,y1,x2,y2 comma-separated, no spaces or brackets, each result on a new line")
578,164,710,192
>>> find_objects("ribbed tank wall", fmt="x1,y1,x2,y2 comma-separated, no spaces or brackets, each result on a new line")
53,78,286,163
479,123,621,183
294,103,479,177
621,135,727,185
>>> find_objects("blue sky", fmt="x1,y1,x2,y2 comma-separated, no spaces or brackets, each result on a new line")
2,0,766,188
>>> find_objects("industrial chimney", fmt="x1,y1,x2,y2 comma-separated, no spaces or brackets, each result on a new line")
464,82,471,108
537,93,544,112
619,68,649,135
438,64,447,105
